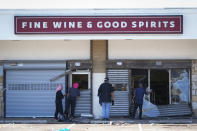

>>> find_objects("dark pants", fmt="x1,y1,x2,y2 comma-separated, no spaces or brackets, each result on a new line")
65,98,76,117
54,102,63,119
133,103,143,119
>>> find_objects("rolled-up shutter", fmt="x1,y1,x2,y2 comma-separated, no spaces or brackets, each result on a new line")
75,90,91,116
107,70,129,117
5,62,66,117
158,104,192,117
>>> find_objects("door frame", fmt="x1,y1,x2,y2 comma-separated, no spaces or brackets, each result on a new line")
131,68,191,105
69,70,91,89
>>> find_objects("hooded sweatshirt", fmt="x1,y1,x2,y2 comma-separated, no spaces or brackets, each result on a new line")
55,84,64,104
68,82,80,100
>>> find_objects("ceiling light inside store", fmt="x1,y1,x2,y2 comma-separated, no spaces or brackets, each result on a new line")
116,62,123,66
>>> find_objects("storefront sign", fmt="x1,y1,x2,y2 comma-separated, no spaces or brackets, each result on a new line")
15,16,183,34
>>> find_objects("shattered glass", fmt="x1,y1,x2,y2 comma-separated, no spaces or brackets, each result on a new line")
171,69,190,104
142,97,160,117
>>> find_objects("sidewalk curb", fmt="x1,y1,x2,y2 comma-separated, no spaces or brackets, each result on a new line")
0,120,48,124
0,118,196,124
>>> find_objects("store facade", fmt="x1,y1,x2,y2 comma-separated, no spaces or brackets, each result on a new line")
0,9,197,118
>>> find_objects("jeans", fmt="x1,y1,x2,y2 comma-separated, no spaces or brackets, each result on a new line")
102,102,111,119
133,103,143,119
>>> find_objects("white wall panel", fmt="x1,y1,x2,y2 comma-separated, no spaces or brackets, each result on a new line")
92,73,105,119
0,40,90,60
109,40,197,59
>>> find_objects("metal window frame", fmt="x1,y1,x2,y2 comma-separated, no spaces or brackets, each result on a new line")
69,70,91,89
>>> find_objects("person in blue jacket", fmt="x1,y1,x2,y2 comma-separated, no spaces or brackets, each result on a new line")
65,82,80,119
132,82,151,119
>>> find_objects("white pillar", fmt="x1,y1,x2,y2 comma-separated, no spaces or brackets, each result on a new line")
92,73,105,119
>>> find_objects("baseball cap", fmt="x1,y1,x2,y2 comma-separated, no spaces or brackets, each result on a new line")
104,77,109,81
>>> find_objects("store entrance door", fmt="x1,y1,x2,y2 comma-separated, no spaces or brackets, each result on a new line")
131,69,169,105
69,71,91,116
150,70,169,105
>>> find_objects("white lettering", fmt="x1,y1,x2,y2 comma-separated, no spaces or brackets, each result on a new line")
34,22,40,28
163,21,168,28
77,22,82,28
158,21,161,28
104,21,111,28
139,21,144,28
64,22,67,28
69,22,75,28
97,22,103,28
112,21,119,28
22,22,27,28
29,22,32,28
170,21,175,28
121,21,127,28
87,21,92,28
53,22,62,28
43,22,48,28
151,21,156,28
132,21,137,28
145,21,149,28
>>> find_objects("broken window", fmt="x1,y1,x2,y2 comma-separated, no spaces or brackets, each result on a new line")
171,69,190,104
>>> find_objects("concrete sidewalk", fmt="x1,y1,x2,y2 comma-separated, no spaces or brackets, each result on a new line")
0,117,197,124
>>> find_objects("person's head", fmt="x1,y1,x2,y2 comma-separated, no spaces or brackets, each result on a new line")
56,84,63,92
73,82,79,89
138,82,143,88
104,77,109,83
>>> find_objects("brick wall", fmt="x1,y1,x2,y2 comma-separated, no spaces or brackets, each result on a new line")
92,40,107,73
192,60,197,116
92,40,107,118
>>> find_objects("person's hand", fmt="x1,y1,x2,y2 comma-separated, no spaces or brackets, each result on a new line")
65,93,69,97
112,100,114,105
148,89,152,93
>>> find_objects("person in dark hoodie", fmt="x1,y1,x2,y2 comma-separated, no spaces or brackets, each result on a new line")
132,82,151,119
65,82,80,119
54,84,64,121
98,77,115,121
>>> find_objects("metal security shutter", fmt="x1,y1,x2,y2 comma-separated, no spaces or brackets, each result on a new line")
6,70,66,117
158,104,192,117
75,90,91,116
107,70,129,117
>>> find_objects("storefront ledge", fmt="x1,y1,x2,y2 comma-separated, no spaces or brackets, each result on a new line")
90,119,194,124
0,118,197,124
0,120,48,124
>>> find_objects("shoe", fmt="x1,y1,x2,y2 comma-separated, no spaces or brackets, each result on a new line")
106,118,110,121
